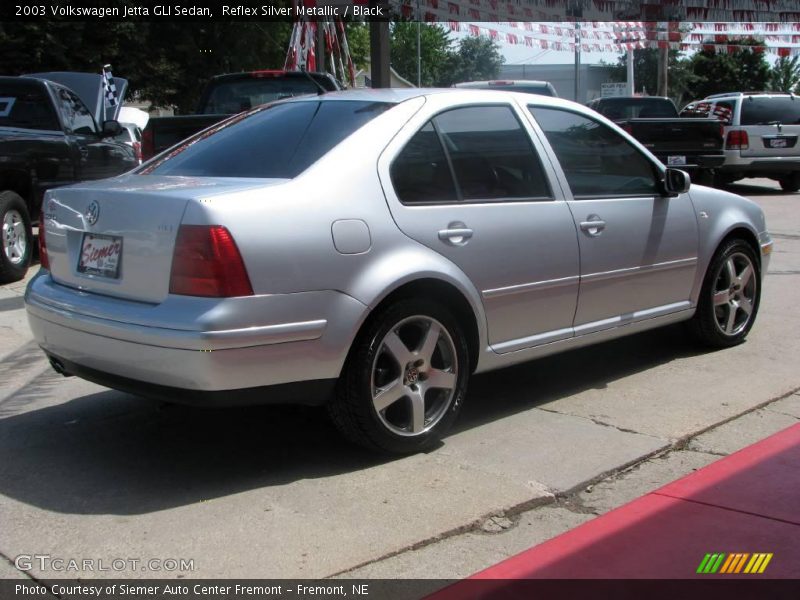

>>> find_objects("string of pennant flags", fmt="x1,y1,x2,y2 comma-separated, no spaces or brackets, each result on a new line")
445,21,800,56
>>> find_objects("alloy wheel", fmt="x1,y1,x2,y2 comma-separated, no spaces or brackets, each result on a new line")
712,252,757,336
371,315,458,436
2,209,27,266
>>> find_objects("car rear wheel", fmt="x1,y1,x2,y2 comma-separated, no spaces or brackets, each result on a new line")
688,239,760,348
0,191,33,284
329,299,469,453
779,173,800,192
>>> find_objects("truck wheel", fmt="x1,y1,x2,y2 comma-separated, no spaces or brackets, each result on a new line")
779,174,800,193
0,191,33,284
692,170,713,186
712,173,734,188
329,299,469,454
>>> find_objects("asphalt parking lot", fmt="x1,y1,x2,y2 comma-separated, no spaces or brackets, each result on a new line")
1,178,798,581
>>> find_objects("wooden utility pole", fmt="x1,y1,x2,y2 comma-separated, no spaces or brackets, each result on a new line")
369,21,390,88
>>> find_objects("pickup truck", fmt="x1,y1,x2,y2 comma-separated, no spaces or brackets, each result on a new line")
0,73,137,283
586,96,724,185
142,70,341,160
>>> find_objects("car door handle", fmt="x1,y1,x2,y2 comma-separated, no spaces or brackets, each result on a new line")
438,224,473,246
579,218,606,236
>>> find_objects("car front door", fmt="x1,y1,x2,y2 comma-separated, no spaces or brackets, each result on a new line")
379,100,580,353
527,105,699,335
56,87,136,180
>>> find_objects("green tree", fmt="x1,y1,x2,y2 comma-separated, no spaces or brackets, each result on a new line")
441,35,504,87
390,22,455,87
0,20,291,113
769,56,800,93
688,39,771,100
344,23,370,72
606,48,698,106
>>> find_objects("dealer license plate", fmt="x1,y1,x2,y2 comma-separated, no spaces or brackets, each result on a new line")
766,137,788,148
667,155,687,166
78,233,122,278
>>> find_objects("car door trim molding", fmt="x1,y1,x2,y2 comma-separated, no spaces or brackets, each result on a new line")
573,300,693,336
482,274,580,299
581,256,698,284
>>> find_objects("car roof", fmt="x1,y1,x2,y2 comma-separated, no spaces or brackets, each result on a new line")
287,87,574,107
455,80,552,87
704,92,797,100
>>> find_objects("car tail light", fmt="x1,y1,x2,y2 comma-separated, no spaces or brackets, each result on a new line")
133,141,142,163
141,127,154,161
169,225,253,297
38,225,49,270
726,129,749,150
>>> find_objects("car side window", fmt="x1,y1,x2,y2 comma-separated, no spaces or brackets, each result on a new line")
390,122,459,204
434,106,551,201
529,106,660,199
57,88,97,136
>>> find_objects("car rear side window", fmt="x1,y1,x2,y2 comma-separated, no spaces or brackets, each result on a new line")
530,106,659,198
391,122,459,204
391,105,552,204
146,100,392,179
680,100,734,125
741,97,800,125
0,84,59,130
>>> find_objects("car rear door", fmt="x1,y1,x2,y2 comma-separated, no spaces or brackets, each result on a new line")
738,96,800,159
379,98,580,353
527,105,699,334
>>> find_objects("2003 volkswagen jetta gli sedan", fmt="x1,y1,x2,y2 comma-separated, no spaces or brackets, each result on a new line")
26,89,772,453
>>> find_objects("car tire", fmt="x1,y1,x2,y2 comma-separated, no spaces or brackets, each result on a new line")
779,173,800,192
712,173,735,188
0,191,33,284
688,238,760,348
329,299,470,454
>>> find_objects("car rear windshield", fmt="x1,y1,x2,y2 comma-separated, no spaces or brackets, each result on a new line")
145,100,393,179
201,77,329,114
741,97,800,125
0,82,60,130
595,99,677,119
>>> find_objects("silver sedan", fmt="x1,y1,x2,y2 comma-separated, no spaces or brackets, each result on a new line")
26,89,772,453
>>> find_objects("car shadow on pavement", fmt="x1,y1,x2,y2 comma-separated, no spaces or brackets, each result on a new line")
454,323,706,432
0,324,708,516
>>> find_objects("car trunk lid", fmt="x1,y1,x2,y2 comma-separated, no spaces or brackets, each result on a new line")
41,175,278,304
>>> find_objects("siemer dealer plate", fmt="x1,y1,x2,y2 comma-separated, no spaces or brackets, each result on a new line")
78,233,122,278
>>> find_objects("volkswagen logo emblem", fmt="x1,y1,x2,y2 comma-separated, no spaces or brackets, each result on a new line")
85,201,100,226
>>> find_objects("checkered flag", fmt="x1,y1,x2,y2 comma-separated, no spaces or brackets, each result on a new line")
102,64,118,108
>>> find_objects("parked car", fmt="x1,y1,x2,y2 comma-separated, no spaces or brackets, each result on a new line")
141,70,342,160
586,96,724,185
0,73,137,283
680,92,800,191
26,90,771,453
454,80,558,97
115,122,143,164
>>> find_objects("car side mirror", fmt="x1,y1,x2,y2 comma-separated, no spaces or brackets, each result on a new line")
101,119,123,138
664,168,691,196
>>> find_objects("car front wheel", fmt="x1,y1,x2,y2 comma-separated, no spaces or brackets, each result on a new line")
0,191,33,284
779,173,799,192
329,299,469,453
688,239,760,348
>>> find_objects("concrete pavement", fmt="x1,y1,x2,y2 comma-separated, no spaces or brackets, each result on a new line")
0,179,798,581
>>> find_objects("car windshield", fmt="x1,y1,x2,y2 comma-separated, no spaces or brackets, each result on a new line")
201,78,323,114
144,100,393,179
741,97,800,125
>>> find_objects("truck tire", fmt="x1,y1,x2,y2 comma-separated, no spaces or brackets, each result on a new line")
0,191,33,284
779,173,800,193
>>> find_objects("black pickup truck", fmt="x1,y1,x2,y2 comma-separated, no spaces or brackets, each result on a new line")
586,96,725,185
0,73,137,283
142,70,341,160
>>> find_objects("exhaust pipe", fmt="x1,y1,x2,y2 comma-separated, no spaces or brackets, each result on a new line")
49,357,74,377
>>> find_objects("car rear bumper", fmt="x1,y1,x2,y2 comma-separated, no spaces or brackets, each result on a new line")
718,154,800,176
25,271,366,402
